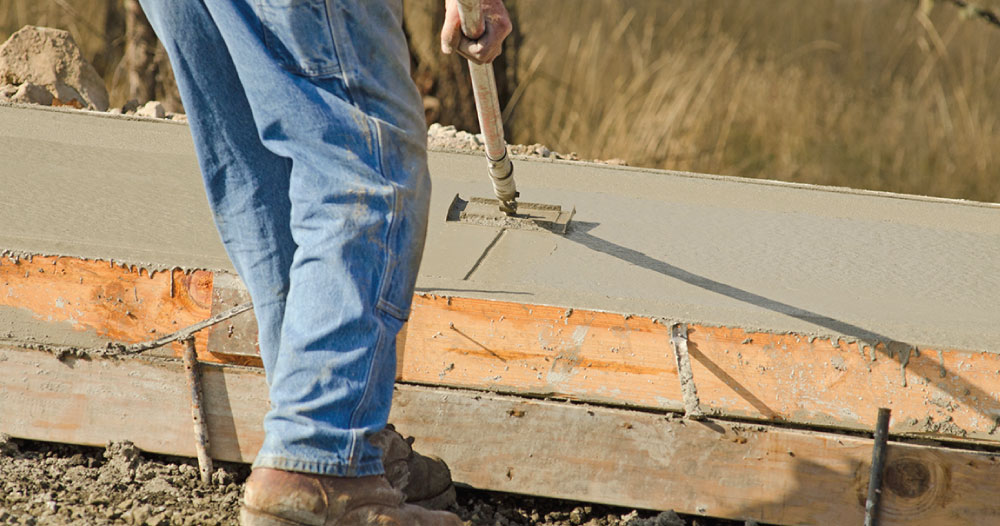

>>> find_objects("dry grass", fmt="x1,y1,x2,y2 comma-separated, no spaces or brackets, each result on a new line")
509,0,1000,202
4,0,1000,202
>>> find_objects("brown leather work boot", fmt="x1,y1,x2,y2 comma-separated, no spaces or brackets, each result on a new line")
370,424,457,510
240,468,463,526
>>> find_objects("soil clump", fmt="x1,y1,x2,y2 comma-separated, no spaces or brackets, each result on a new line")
0,26,109,111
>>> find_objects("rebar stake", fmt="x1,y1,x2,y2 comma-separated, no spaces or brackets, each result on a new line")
183,337,213,485
864,407,892,526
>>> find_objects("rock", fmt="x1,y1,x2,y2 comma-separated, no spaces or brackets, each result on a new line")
140,477,174,496
98,440,140,484
0,433,19,456
121,98,140,114
0,26,109,111
145,510,169,526
0,84,16,99
136,101,165,119
10,82,53,106
625,510,685,526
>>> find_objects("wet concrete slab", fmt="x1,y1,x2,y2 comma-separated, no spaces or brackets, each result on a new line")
2,103,999,352
0,104,232,270
427,149,1000,353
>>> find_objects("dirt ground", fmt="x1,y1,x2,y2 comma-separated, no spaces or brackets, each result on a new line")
0,436,752,526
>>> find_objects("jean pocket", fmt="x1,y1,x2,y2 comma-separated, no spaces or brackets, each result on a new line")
256,0,343,77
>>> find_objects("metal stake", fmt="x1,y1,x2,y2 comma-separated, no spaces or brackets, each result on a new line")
183,337,213,485
670,323,704,419
864,407,892,526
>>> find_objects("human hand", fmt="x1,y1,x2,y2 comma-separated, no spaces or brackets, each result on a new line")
440,0,512,65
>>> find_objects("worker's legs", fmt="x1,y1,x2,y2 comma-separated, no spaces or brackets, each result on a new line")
137,0,295,379
140,0,430,477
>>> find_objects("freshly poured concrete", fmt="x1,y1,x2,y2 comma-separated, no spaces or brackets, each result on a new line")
2,103,999,352
0,104,231,270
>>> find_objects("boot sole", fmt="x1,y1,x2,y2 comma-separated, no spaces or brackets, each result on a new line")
240,507,308,526
409,483,457,511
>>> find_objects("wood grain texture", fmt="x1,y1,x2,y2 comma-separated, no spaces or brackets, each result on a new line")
4,255,999,444
400,295,1000,442
0,256,259,366
0,255,210,350
3,344,999,526
391,387,1000,526
5,255,998,444
0,345,267,463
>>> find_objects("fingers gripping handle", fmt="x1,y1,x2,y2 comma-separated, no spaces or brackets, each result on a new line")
456,0,518,211
457,0,485,39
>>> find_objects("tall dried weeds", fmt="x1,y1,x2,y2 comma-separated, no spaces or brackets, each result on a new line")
3,0,999,202
508,0,1000,202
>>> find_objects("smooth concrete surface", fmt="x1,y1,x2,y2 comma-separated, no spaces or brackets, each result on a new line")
2,103,999,352
0,104,232,270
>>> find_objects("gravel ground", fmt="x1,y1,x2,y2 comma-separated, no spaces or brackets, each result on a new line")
426,123,628,166
0,436,751,526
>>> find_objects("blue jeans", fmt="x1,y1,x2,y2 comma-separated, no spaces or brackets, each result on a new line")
139,0,430,477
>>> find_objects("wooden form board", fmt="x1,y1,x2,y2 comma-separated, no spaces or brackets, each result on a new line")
2,344,1000,526
3,255,1000,444
400,295,1000,443
0,345,267,463
0,255,260,367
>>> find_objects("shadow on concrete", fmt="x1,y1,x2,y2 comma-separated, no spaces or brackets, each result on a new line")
565,221,1000,432
568,221,889,342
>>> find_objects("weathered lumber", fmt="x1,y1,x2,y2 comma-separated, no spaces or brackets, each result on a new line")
391,385,1000,526
401,295,1000,443
0,255,259,366
3,344,1000,526
4,254,1000,443
0,345,266,463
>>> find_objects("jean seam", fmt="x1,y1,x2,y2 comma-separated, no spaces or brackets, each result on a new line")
371,120,408,322
346,118,394,444
346,429,359,476
346,309,388,431
323,0,365,113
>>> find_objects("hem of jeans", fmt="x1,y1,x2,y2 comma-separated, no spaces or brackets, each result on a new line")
252,455,384,478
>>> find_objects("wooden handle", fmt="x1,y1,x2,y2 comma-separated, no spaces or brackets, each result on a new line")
454,0,517,207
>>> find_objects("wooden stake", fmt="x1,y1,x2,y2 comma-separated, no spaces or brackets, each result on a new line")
183,337,213,485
